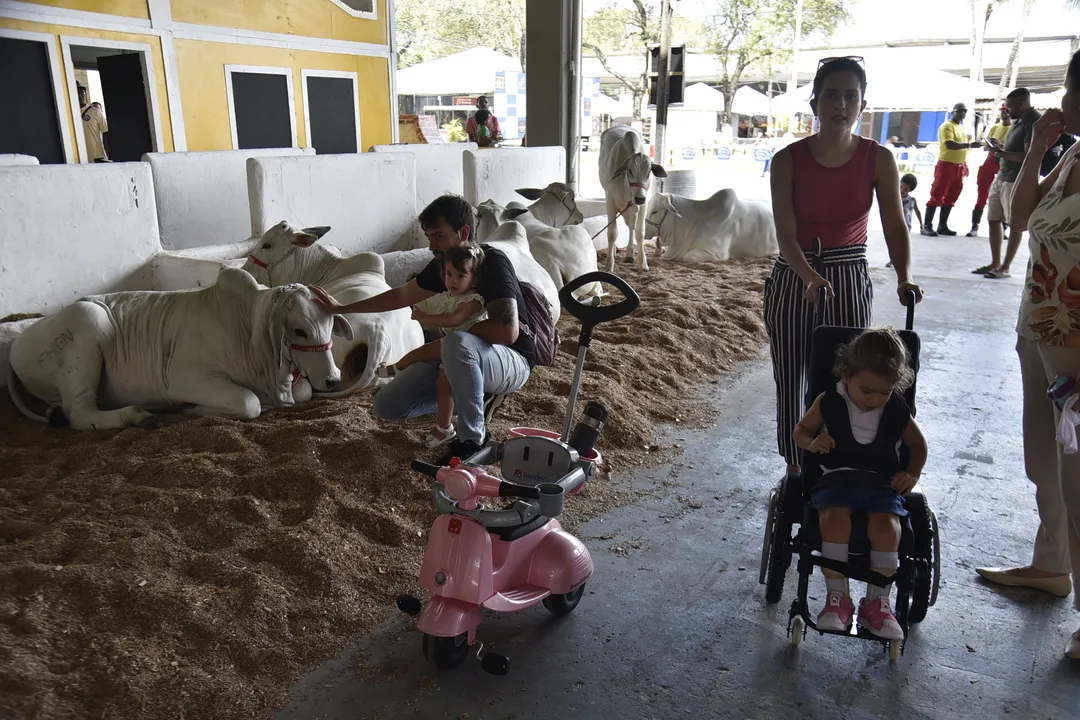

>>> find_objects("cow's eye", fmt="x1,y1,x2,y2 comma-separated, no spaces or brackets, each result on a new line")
262,243,272,250
295,329,308,339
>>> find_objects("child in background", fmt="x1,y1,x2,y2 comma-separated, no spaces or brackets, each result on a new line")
379,245,488,447
888,174,923,268
474,109,495,147
793,327,928,640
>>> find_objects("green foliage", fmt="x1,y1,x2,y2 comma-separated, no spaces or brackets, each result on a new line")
395,0,526,68
441,118,468,143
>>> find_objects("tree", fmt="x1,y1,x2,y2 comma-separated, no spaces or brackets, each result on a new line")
995,0,1036,105
583,1,711,120
708,0,852,127
395,0,525,69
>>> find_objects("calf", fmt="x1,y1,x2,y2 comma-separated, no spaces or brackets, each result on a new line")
598,125,668,271
643,189,778,263
242,221,425,395
7,269,348,429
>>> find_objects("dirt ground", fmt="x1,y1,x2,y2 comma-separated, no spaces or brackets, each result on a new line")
0,255,773,720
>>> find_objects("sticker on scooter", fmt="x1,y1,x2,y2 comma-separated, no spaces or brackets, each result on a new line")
447,518,462,535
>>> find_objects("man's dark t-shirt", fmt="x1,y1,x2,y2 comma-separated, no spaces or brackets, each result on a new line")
415,245,536,366
998,107,1042,183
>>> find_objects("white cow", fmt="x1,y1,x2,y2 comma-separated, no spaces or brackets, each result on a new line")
598,125,668,272
6,269,348,430
510,182,585,226
643,189,779,263
476,198,602,302
473,219,562,323
242,221,425,396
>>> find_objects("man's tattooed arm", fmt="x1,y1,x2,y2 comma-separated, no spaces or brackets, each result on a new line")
468,298,520,345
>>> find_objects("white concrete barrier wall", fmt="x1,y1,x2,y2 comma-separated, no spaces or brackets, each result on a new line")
248,153,417,255
0,154,40,166
463,147,566,207
371,142,476,250
144,148,314,252
0,164,161,317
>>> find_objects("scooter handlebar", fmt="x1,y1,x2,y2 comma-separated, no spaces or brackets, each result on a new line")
558,271,640,327
411,460,441,478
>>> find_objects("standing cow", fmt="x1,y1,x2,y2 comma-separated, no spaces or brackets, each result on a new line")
598,125,668,272
7,269,348,430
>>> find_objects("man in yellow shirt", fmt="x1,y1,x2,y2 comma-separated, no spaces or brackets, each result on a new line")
77,84,109,163
922,102,981,236
966,105,1012,238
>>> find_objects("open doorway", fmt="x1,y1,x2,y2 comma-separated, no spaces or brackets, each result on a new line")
61,38,163,163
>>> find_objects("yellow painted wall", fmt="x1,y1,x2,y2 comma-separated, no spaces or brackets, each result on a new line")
174,38,391,152
25,0,149,20
173,0,387,46
0,17,174,162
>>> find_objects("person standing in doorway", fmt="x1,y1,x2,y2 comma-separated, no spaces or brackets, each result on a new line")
764,56,923,477
77,84,109,163
922,102,981,237
466,96,501,144
981,88,1041,279
967,105,1011,239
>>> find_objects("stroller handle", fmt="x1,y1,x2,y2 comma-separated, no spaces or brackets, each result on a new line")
815,287,917,332
559,271,640,329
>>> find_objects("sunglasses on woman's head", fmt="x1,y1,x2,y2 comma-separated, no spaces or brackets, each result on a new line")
818,55,864,67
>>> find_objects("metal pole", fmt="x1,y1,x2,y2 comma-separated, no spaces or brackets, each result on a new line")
788,0,803,131
567,0,583,191
654,0,673,176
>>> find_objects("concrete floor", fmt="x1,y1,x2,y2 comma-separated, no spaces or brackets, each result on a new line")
277,201,1080,720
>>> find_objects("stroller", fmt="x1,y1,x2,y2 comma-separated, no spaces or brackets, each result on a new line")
759,288,941,660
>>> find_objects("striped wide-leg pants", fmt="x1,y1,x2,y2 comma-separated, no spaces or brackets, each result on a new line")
762,245,873,465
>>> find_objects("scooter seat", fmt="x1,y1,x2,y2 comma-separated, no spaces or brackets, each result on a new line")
487,515,550,541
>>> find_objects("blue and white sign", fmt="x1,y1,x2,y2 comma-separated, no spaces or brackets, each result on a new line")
681,147,697,161
754,148,775,162
715,146,732,160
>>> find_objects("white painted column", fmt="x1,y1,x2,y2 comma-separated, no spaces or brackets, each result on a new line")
148,0,187,151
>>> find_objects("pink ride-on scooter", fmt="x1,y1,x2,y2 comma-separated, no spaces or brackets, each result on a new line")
397,271,640,675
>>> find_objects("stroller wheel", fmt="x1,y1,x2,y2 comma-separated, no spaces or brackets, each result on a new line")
905,492,935,623
790,616,805,647
764,476,794,604
889,639,902,662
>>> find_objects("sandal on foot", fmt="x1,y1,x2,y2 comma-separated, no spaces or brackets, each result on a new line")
984,268,1011,279
972,264,995,274
376,363,401,379
425,423,457,448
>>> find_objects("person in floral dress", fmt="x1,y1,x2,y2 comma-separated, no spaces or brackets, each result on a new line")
976,50,1080,660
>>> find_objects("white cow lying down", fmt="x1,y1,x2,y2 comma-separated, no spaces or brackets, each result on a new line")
475,220,562,323
7,269,348,430
242,222,425,396
477,189,602,302
643,189,779,263
599,125,667,272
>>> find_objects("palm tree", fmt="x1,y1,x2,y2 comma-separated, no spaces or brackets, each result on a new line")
995,0,1037,105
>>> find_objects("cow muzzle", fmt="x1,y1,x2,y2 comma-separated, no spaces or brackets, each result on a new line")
634,196,646,206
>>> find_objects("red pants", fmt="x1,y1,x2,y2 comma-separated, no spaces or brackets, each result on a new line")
927,160,968,207
974,156,1000,211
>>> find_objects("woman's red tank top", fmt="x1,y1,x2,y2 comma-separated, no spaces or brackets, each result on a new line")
790,136,880,250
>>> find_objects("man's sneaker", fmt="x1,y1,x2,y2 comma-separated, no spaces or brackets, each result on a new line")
436,433,490,466
816,591,855,632
858,596,904,640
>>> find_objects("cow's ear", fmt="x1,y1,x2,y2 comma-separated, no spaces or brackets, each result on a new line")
651,164,668,178
294,226,330,246
504,207,529,220
331,315,354,341
665,196,683,217
515,188,544,200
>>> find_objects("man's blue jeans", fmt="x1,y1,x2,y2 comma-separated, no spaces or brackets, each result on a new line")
372,331,531,442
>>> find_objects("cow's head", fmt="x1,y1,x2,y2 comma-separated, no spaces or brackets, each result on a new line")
643,192,681,240
616,153,668,206
244,221,331,284
474,200,506,243
271,284,351,393
514,182,584,226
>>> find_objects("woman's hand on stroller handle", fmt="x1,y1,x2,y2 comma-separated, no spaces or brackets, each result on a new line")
805,275,833,304
897,281,923,305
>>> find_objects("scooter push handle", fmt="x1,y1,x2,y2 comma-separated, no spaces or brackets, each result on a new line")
498,481,541,500
904,289,916,331
558,271,640,327
411,460,441,477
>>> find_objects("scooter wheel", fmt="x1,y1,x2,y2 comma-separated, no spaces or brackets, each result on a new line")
542,584,586,615
422,632,470,670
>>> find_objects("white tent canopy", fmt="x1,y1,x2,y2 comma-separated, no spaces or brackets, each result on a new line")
773,84,813,115
589,91,629,117
681,82,725,112
731,85,771,116
396,48,521,96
